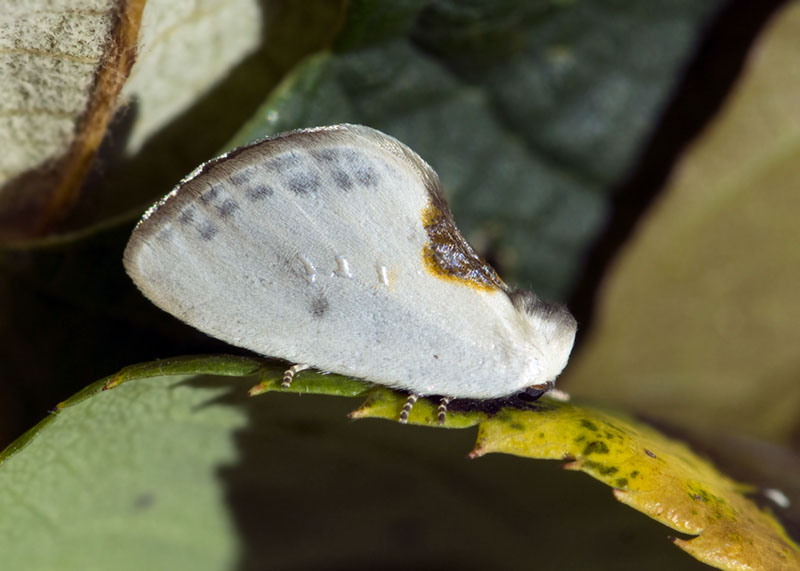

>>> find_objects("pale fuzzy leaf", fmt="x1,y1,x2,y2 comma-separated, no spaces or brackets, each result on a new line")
120,0,263,153
0,0,123,237
0,0,114,182
0,0,262,239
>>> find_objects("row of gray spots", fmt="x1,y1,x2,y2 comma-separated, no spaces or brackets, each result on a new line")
177,204,218,241
178,204,219,241
199,182,240,219
310,148,354,191
175,182,240,241
172,186,228,242
311,147,381,190
262,146,384,195
176,204,217,241
340,147,381,188
177,206,196,226
230,166,274,201
265,150,320,194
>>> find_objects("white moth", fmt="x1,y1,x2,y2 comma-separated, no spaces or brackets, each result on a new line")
124,124,577,423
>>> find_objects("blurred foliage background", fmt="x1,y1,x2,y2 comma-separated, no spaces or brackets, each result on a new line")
1,0,798,568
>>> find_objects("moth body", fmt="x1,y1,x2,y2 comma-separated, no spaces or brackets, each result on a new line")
124,124,577,406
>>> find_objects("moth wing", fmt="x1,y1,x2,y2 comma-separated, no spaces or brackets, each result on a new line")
125,125,553,398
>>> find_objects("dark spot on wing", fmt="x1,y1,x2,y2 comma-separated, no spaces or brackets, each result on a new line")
230,168,255,186
245,183,273,200
195,179,241,220
198,221,218,240
331,170,353,190
341,148,380,188
312,149,336,162
266,152,301,173
286,172,320,194
178,207,196,225
216,198,239,218
267,151,321,193
199,184,221,205
231,167,275,200
353,161,378,187
312,147,379,190
311,149,353,190
310,295,329,318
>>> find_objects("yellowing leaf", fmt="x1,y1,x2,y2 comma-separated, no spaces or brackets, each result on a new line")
350,383,800,570
471,405,799,570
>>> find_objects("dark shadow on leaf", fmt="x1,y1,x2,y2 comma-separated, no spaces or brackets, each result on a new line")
180,373,708,570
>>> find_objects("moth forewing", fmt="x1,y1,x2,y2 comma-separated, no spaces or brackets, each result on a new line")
124,124,577,419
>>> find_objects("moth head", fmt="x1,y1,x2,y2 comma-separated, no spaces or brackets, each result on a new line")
508,289,578,386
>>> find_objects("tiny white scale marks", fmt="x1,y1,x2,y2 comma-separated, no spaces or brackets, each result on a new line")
333,255,353,279
298,255,316,285
124,124,577,423
376,264,390,287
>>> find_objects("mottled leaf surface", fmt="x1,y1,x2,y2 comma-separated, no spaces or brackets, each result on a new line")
2,356,796,570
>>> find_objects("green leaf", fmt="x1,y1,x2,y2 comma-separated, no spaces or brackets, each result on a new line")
2,356,796,570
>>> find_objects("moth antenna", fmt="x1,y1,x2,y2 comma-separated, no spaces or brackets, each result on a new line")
282,363,311,388
399,393,419,424
437,397,451,425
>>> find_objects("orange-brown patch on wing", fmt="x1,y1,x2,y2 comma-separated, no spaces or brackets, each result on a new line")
421,198,506,292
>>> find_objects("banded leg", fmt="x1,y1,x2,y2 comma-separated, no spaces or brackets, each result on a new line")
399,393,419,424
282,363,311,388
437,397,451,425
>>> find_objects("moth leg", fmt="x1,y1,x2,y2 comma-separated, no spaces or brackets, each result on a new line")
399,393,419,424
282,363,311,388
437,397,451,425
